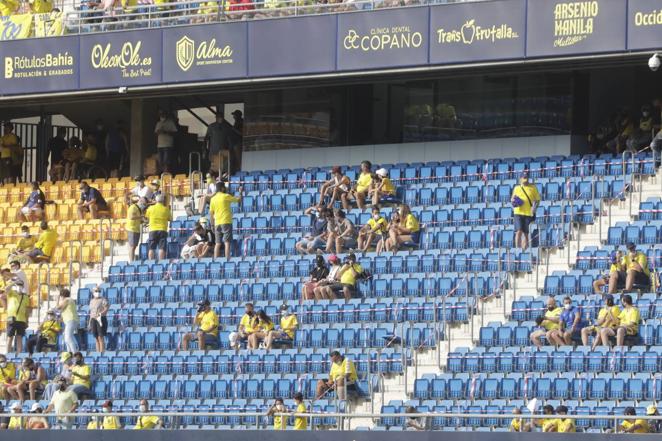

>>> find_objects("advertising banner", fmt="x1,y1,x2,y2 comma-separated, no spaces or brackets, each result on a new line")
0,14,33,41
0,35,78,95
429,0,526,64
248,15,336,77
627,0,662,50
34,11,65,38
337,7,429,71
163,22,248,83
526,0,627,57
79,29,162,89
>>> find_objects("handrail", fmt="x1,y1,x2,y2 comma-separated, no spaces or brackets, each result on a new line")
36,262,51,312
99,218,114,278
68,239,84,292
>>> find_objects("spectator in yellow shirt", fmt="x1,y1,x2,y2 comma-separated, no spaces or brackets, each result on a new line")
510,408,529,432
530,297,562,348
0,354,17,399
337,253,363,301
293,392,307,430
538,405,557,432
555,405,575,433
370,168,396,206
1,273,29,354
66,352,92,398
315,351,358,400
126,197,146,262
180,299,218,350
582,294,621,350
98,400,121,429
342,160,372,209
209,182,241,259
229,303,257,350
594,251,626,294
7,402,24,430
248,310,274,349
266,397,287,430
0,122,18,184
29,0,53,13
621,406,649,433
26,310,61,354
623,242,651,291
7,357,47,402
0,0,19,16
145,194,171,260
358,206,388,252
511,172,541,251
385,204,420,252
9,225,37,264
134,400,163,429
600,294,640,347
265,304,298,350
28,221,58,263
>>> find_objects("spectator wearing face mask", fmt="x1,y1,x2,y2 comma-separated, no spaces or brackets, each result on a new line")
65,352,91,398
9,225,36,264
98,401,121,429
145,194,171,261
594,251,625,294
127,176,153,204
18,181,45,223
89,287,110,352
9,260,28,293
318,166,351,209
57,288,79,353
45,377,78,429
600,294,640,347
582,294,621,350
133,400,163,429
358,206,388,252
313,255,342,300
7,402,24,430
296,206,330,255
384,204,420,252
301,254,329,302
180,299,219,351
620,407,650,433
549,297,585,346
264,304,298,350
229,303,257,350
180,222,208,259
370,168,396,206
0,271,29,354
266,398,287,430
326,209,358,254
6,357,47,402
126,196,146,262
529,297,562,348
26,310,61,354
622,242,651,291
42,352,73,401
0,354,17,400
511,172,540,251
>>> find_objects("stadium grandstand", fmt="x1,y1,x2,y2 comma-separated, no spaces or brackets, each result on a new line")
2,0,662,437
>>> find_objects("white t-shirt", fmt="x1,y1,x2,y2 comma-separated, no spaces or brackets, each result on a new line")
51,389,78,415
154,119,177,148
131,184,153,200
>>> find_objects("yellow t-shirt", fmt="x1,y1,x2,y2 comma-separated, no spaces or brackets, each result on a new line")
18,367,44,385
87,420,100,429
0,0,18,16
102,416,121,429
404,213,420,233
597,306,621,329
72,364,91,389
35,228,58,256
557,418,576,433
209,193,240,226
294,402,307,430
30,0,52,12
39,319,61,344
16,236,36,252
258,320,274,332
8,416,24,430
240,313,257,333
340,263,362,286
367,217,388,235
621,419,650,433
6,290,29,322
618,307,641,330
510,417,522,432
134,415,161,429
280,314,298,339
61,299,78,323
541,418,558,432
145,203,171,232
512,184,541,217
126,203,142,234
0,362,16,383
356,172,372,193
541,307,563,331
329,357,358,383
196,309,219,337
0,133,18,159
622,252,650,276
609,263,621,273
380,177,395,194
197,0,218,14
273,411,286,430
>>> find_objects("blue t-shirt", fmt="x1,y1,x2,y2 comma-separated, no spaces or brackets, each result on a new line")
26,190,45,208
559,306,584,330
81,187,107,207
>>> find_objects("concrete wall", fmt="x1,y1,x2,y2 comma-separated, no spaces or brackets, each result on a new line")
241,135,571,172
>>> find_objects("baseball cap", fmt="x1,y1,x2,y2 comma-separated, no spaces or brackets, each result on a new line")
199,217,209,225
520,172,529,179
328,254,339,263
151,179,161,186
376,168,388,178
626,242,637,252
60,352,72,363
30,403,42,412
11,402,21,410
647,405,657,415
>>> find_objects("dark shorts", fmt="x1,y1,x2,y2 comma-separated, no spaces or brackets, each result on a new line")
7,320,27,337
513,214,533,234
613,271,627,289
128,231,141,247
107,154,121,170
341,283,357,297
329,282,344,293
216,224,233,243
148,230,168,251
632,270,651,288
158,147,173,169
90,316,108,338
411,231,421,244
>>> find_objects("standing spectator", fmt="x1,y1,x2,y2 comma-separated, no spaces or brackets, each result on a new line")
28,221,58,263
149,179,163,204
326,209,357,253
529,297,562,348
18,181,45,222
296,207,330,255
600,294,640,347
315,351,358,400
57,288,79,353
511,172,540,250
0,354,17,400
61,136,83,180
9,225,36,264
98,400,121,429
145,194,171,261
229,303,256,350
647,405,661,433
0,123,19,185
77,181,108,220
205,113,233,175
66,352,91,398
293,392,307,430
337,253,364,301
229,110,244,175
48,128,68,181
248,310,274,349
127,176,153,203
155,110,178,174
10,260,28,290
209,182,241,259
264,304,298,350
620,407,650,433
626,105,654,151
9,134,23,184
45,377,78,430
26,310,61,354
342,160,372,209
266,398,287,430
78,133,98,175
89,287,110,352
555,406,575,433
133,400,164,430
582,294,621,350
6,357,46,402
26,403,49,430
370,168,396,206
384,204,420,252
318,166,351,209
7,402,24,430
301,254,329,301
594,251,625,294
549,296,585,346
313,255,342,300
126,196,146,263
623,242,651,291
358,206,388,252
0,276,29,353
180,299,219,350
105,120,128,177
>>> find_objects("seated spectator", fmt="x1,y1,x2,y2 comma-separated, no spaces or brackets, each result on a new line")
266,398,287,430
248,310,274,349
529,297,562,348
581,294,620,350
342,160,372,210
43,352,72,401
358,206,388,252
229,303,257,350
539,404,557,432
296,207,330,255
0,354,17,400
7,402,24,430
555,405,575,433
126,175,153,204
7,357,47,402
626,105,654,151
405,406,425,431
18,181,45,222
337,253,364,301
45,377,77,430
126,197,146,263
510,408,527,432
227,0,254,19
98,400,121,429
61,136,82,181
26,403,49,430
647,405,661,433
313,255,342,300
26,310,61,354
594,251,625,294
600,294,640,347
9,225,36,264
606,113,635,154
318,166,350,208
195,217,215,257
620,407,650,433
376,210,399,254
29,0,53,14
370,168,396,206
0,275,29,353
79,133,99,172
384,204,420,252
0,0,19,15
623,242,651,291
180,222,208,259
315,351,358,400
89,287,110,352
301,254,329,302
65,352,91,398
28,221,58,263
77,181,108,220
264,304,298,350
145,194,171,261
549,296,585,346
180,299,219,350
133,400,164,430
326,209,357,253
